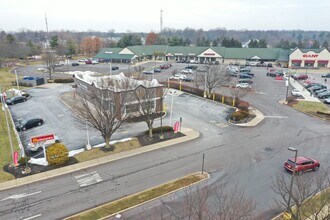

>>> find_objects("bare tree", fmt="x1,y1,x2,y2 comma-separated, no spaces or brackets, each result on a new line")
132,81,164,138
71,77,134,148
138,183,256,220
272,168,330,220
230,87,249,103
196,65,230,97
42,50,57,79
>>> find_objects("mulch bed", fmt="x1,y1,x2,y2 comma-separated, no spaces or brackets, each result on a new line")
3,157,79,178
3,131,185,179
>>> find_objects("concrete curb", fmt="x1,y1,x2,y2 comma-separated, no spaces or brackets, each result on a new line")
64,172,210,220
228,107,265,127
0,127,199,191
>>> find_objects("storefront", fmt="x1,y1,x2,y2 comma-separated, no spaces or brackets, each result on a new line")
289,48,330,68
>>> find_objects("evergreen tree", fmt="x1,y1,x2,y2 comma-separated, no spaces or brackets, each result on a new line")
49,35,59,49
321,40,329,49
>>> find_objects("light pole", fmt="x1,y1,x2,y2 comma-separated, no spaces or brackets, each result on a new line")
109,62,112,75
287,147,298,213
204,72,207,98
86,119,91,150
159,97,164,140
285,77,290,102
169,90,176,126
14,70,20,91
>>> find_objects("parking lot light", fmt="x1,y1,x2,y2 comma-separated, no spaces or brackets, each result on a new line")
287,147,298,213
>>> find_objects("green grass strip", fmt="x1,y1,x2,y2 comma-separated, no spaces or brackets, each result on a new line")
66,173,207,220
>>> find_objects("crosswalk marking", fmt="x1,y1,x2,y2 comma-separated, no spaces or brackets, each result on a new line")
75,171,102,187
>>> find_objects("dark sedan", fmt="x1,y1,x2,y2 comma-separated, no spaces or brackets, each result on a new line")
111,66,119,70
317,90,330,99
15,118,44,131
321,73,330,78
239,74,252,79
5,96,27,105
72,62,79,66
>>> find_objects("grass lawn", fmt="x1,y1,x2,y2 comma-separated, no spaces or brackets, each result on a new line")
0,68,29,91
74,138,141,162
66,173,208,220
0,108,19,182
292,101,330,114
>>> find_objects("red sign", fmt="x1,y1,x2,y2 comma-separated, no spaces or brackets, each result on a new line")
303,54,318,58
14,151,19,165
173,121,180,133
30,134,55,144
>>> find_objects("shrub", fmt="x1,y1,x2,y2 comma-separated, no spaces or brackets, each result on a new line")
230,110,250,122
46,143,69,166
145,126,174,134
53,78,74,83
237,102,250,111
18,156,30,165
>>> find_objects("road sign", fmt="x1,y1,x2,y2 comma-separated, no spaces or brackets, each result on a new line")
30,134,55,144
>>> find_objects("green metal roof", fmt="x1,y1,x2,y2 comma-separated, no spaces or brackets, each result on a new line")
167,46,209,56
96,46,290,61
94,48,135,59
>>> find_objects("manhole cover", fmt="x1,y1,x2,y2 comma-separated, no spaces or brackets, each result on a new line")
264,147,273,152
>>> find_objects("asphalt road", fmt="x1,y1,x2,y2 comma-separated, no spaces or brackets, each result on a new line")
1,64,329,219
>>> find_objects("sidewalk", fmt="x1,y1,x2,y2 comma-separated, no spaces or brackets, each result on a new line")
0,127,199,191
288,77,320,102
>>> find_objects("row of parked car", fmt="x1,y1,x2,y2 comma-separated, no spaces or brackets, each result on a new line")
305,82,329,99
143,63,172,75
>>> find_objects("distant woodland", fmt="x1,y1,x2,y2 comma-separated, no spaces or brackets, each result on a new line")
1,27,329,61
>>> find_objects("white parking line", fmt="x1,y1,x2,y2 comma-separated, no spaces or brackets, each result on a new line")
23,214,42,220
264,116,288,119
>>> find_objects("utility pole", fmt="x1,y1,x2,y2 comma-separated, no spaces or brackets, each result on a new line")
160,9,163,33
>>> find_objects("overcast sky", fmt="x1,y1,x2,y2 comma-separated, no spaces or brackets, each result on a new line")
1,0,329,33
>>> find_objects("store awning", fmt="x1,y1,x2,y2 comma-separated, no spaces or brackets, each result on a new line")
318,60,329,63
291,60,302,63
304,60,315,64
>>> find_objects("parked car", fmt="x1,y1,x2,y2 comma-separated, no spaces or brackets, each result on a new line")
153,68,161,73
160,64,169,69
267,63,273,68
37,67,47,71
308,85,327,92
143,70,154,75
236,83,251,89
181,69,193,74
238,79,253,84
305,83,322,89
314,88,328,96
5,96,27,105
182,77,194,82
291,89,302,97
169,74,186,81
27,135,60,152
292,74,308,80
72,62,79,66
54,63,64,67
239,74,252,79
111,66,119,70
266,72,277,77
249,61,258,66
85,59,92,64
15,118,43,131
186,65,198,70
276,70,284,76
78,58,87,62
317,90,330,99
321,73,330,78
324,97,330,104
284,156,320,175
91,60,99,64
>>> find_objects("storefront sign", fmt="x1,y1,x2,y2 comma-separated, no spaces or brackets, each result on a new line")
30,134,55,144
204,53,215,56
303,54,318,58
174,53,183,56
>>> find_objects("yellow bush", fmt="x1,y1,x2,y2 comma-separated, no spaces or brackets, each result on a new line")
46,143,69,166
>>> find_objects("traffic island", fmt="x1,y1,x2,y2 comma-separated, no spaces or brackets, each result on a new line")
65,172,209,220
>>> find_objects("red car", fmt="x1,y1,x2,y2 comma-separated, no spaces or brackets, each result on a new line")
284,156,320,175
292,74,308,80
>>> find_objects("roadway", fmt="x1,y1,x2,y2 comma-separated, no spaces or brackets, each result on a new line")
1,64,329,219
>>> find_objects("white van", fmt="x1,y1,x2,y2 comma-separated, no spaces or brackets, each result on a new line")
27,135,60,152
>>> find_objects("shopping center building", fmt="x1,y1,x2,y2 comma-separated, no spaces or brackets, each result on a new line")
94,46,330,69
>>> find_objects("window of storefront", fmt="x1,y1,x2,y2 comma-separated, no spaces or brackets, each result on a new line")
291,60,302,67
304,60,315,67
317,60,329,67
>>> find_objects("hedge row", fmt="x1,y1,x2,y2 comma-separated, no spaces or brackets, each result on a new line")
53,78,74,83
162,81,250,110
145,126,174,134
